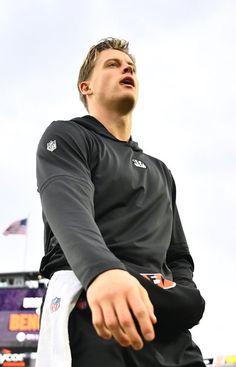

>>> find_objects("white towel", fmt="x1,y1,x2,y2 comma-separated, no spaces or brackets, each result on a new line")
36,270,83,367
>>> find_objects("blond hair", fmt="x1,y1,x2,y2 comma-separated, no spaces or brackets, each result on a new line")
77,37,135,109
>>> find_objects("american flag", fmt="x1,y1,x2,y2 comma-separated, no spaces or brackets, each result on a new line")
3,218,27,236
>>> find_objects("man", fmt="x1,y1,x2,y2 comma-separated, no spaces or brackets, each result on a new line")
36,38,205,366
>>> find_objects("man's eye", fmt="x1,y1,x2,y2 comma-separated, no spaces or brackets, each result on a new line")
108,62,118,67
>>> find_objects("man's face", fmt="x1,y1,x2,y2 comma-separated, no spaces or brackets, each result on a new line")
82,48,139,114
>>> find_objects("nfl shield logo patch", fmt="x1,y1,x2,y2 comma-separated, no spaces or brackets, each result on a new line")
50,297,61,312
47,140,57,152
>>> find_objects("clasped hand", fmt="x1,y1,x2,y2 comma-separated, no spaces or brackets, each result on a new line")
87,269,157,350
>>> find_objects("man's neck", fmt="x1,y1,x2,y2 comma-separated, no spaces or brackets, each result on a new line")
90,109,132,142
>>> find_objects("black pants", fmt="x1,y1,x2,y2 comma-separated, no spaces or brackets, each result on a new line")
69,269,205,367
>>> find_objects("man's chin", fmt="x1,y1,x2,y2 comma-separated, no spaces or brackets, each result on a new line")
116,95,136,114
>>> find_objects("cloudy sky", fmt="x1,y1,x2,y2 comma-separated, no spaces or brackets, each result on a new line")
0,0,235,359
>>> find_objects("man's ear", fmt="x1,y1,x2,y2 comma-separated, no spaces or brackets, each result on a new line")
79,81,93,96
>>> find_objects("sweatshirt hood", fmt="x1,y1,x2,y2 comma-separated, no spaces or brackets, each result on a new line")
71,115,143,153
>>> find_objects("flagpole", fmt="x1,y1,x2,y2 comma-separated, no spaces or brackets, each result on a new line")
23,215,30,272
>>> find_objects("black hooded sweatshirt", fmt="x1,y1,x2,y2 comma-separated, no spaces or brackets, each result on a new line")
37,116,205,335
36,116,205,331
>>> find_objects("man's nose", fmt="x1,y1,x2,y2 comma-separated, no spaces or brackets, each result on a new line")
123,65,133,74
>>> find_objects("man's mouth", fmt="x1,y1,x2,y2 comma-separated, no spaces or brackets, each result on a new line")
120,77,135,87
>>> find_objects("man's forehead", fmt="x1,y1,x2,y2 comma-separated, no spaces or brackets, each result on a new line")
96,48,134,65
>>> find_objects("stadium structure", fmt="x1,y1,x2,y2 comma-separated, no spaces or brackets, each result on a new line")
0,272,47,367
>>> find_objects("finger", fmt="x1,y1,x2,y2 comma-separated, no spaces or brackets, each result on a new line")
90,303,112,340
115,299,144,350
139,287,157,325
127,289,155,342
101,302,131,348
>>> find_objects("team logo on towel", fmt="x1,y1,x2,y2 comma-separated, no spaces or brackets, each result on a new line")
50,297,61,312
47,140,57,152
141,273,176,289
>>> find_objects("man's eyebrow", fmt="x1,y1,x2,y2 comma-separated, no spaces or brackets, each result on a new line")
103,58,136,68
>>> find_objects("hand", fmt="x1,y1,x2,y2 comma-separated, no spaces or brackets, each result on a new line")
86,269,157,350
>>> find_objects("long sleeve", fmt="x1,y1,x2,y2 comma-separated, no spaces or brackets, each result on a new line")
163,173,205,329
167,206,197,288
36,121,126,289
166,174,196,287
